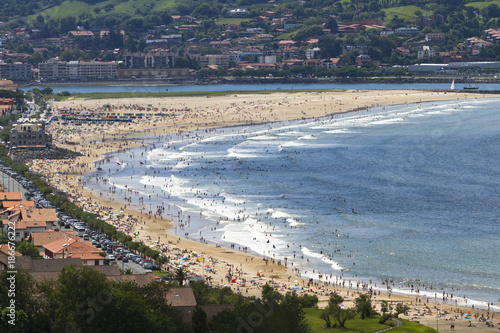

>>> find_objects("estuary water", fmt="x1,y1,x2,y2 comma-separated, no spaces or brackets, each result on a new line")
22,81,500,94
83,97,500,310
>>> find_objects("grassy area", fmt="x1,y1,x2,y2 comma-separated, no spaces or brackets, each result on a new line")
383,5,427,22
391,319,438,332
150,270,172,277
214,18,253,26
274,32,293,40
304,308,392,332
30,0,176,21
60,89,340,100
303,308,438,333
35,1,95,20
465,0,500,9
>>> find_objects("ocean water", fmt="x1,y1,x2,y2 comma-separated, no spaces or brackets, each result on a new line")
83,98,500,310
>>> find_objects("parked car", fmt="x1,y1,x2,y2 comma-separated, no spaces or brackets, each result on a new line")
133,257,143,264
116,255,123,260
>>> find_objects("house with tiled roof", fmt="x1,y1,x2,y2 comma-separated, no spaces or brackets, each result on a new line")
30,230,78,253
166,287,197,323
0,244,22,260
2,219,47,242
0,192,23,202
0,255,30,272
43,237,104,265
329,58,345,68
20,207,57,229
278,40,296,48
69,30,94,38
2,201,35,209
0,80,17,91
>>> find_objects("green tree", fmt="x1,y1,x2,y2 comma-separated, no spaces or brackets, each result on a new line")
41,87,53,95
269,292,311,333
0,126,10,143
36,14,45,26
16,241,40,257
155,255,168,267
262,283,283,302
378,299,392,323
325,17,338,32
192,305,207,333
59,49,85,61
47,265,113,331
174,267,186,286
59,16,77,33
320,293,354,328
395,303,409,318
30,51,45,65
0,269,47,332
354,294,374,319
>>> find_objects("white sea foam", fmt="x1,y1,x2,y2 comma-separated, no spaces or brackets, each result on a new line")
220,218,287,256
301,247,343,271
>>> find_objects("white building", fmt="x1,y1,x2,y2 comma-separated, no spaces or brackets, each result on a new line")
394,27,419,35
417,46,436,60
305,47,321,59
229,9,249,16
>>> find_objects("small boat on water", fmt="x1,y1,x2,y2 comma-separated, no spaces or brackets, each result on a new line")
463,84,479,90
450,80,455,90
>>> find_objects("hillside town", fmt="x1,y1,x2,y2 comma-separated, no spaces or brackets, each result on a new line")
2,5,500,82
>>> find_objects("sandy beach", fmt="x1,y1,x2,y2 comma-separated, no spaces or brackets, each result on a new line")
27,89,500,332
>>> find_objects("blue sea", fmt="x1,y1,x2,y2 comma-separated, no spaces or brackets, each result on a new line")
83,97,500,310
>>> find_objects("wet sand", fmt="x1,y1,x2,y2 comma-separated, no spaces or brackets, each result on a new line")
28,90,499,332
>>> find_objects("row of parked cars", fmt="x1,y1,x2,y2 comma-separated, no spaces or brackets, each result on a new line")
0,164,55,209
0,163,160,272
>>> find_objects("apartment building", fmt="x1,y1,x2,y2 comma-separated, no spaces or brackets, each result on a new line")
124,52,175,68
39,60,117,80
0,62,32,81
199,54,231,68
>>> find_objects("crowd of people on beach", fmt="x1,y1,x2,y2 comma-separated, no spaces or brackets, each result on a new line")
23,91,500,331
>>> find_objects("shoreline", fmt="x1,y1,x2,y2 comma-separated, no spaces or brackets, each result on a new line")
18,76,500,88
28,89,500,331
81,99,500,312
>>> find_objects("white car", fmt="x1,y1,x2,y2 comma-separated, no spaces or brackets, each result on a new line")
107,255,115,260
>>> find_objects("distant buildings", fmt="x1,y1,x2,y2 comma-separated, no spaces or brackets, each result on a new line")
417,46,436,60
394,27,419,35
0,97,15,116
9,118,52,149
425,33,446,45
228,9,249,16
39,60,117,80
124,52,175,68
408,61,500,74
0,62,32,81
199,54,230,68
